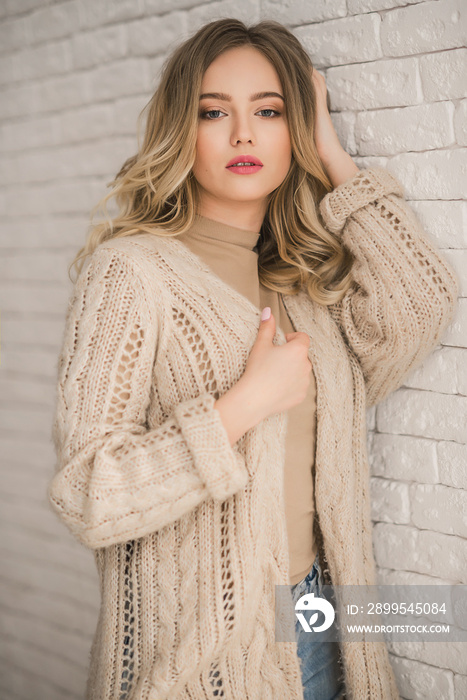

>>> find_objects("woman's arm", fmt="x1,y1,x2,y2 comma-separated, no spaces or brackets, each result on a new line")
310,69,458,407
310,68,360,188
48,246,250,550
320,166,459,407
214,380,262,447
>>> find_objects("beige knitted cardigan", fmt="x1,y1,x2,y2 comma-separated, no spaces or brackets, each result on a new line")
48,167,458,700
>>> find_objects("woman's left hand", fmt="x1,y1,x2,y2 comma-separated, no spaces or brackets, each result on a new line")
310,68,345,165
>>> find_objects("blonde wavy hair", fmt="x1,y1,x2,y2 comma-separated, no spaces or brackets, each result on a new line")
69,17,355,305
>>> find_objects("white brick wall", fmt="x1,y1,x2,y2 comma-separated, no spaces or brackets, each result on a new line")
0,1,465,698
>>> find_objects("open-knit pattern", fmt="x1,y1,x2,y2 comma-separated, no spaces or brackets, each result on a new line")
48,167,458,699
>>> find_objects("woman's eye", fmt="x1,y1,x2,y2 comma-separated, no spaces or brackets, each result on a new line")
259,109,280,117
200,109,281,120
201,109,224,120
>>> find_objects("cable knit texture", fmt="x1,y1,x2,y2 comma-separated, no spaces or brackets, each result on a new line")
48,167,458,700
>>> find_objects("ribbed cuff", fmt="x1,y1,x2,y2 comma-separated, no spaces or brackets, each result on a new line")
174,392,249,501
319,167,406,234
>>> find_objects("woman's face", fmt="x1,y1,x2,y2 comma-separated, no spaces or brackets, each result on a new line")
192,45,292,227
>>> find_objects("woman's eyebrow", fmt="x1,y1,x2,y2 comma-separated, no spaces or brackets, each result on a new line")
199,91,285,102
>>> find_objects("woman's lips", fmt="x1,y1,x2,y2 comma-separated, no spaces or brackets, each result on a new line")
226,164,263,174
226,155,263,167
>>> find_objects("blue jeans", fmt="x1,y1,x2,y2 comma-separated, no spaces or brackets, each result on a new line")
290,554,346,700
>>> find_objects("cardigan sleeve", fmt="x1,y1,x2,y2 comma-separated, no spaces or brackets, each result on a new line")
320,166,459,408
47,246,249,550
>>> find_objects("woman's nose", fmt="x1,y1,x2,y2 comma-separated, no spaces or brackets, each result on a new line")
231,117,255,145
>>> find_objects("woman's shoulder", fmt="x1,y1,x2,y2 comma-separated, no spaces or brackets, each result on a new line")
70,234,174,308
91,231,183,278
83,228,227,317
96,231,170,258
89,231,206,302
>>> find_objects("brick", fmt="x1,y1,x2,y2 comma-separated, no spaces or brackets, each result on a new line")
0,114,61,152
366,403,376,431
87,57,150,101
370,477,410,523
19,39,72,81
456,346,467,396
0,346,57,378
407,200,467,249
0,403,53,433
60,103,114,143
261,0,346,24
0,82,40,120
401,343,459,395
4,0,45,14
390,656,455,699
376,388,467,443
1,502,92,571
25,0,80,45
325,57,422,110
35,72,89,114
348,155,390,171
387,149,467,200
2,465,52,504
1,437,52,467
0,15,28,54
355,102,455,156
438,441,467,490
371,433,438,484
420,48,467,101
0,51,21,85
442,298,467,348
1,314,65,346
0,629,88,695
348,0,421,13
0,153,19,186
72,23,128,70
0,540,98,600
389,640,467,677
454,674,467,699
0,251,75,283
410,483,467,537
128,12,187,57
0,375,54,406
2,137,136,184
454,98,467,146
0,575,98,631
294,13,382,69
0,662,85,700
377,568,455,587
0,216,86,248
145,0,233,13
80,0,145,30
381,0,466,57
187,0,261,30
373,522,467,580
113,95,150,135
2,178,105,217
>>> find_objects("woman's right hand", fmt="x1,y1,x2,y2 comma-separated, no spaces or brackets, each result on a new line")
240,307,313,421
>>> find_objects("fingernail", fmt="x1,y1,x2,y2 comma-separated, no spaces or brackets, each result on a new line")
261,307,271,321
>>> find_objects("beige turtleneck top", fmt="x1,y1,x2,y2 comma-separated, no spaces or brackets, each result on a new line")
175,214,318,585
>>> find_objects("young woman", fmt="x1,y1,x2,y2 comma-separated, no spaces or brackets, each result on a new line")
47,18,458,700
